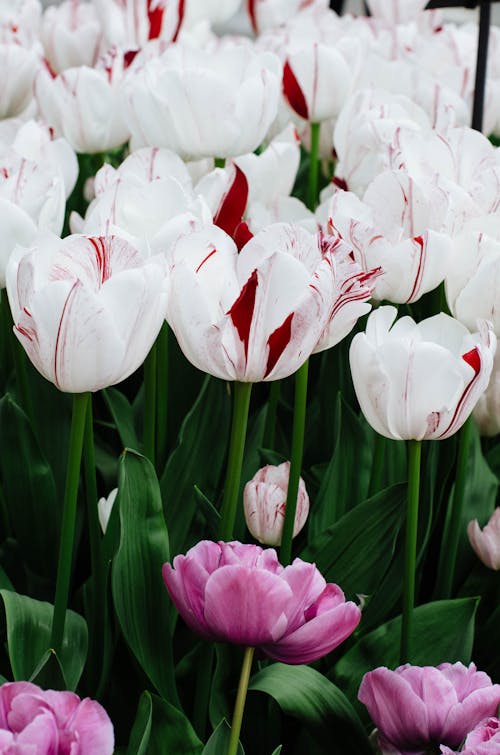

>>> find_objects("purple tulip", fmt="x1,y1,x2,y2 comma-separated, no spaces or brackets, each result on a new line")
441,717,500,754
162,540,361,664
358,663,500,754
0,681,114,753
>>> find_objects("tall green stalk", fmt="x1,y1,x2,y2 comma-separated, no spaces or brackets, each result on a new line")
280,360,309,566
218,382,253,541
400,439,422,665
307,122,321,211
435,417,473,598
51,391,90,654
143,343,157,466
227,646,255,755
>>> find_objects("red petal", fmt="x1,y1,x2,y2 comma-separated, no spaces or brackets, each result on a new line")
462,347,481,374
247,0,258,33
173,0,185,42
264,313,294,378
283,60,309,120
234,221,254,251
227,269,258,362
147,1,164,39
213,165,249,240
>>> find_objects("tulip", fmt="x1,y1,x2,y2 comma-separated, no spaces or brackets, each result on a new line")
327,170,453,304
73,147,211,255
282,43,351,124
98,488,118,534
244,462,309,545
474,347,500,437
0,43,40,119
6,233,167,393
165,223,377,382
247,0,328,35
358,663,500,754
349,306,496,441
35,51,130,154
163,540,361,664
467,508,500,571
0,681,114,753
366,0,429,24
121,43,281,159
93,0,185,49
41,0,102,73
441,717,500,754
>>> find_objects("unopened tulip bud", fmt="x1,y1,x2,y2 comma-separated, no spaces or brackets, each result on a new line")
98,488,118,534
467,508,500,571
243,461,309,546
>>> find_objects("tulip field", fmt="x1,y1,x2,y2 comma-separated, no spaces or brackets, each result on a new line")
1,0,500,752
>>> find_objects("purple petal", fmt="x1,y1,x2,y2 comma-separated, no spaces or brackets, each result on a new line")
358,667,430,749
203,565,291,645
443,686,500,745
280,559,326,632
60,697,115,754
396,666,458,741
263,601,360,665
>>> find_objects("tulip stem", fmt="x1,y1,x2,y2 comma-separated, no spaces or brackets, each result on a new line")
51,391,90,655
307,122,320,211
280,360,309,566
219,382,253,541
82,397,105,679
435,416,473,599
263,380,280,450
215,157,226,169
400,439,422,665
156,323,169,470
227,646,255,755
144,342,157,466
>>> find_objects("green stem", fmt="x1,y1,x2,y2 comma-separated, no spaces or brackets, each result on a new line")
263,380,280,450
435,417,473,599
368,434,385,497
143,343,157,466
280,360,309,566
214,157,226,169
307,122,320,211
218,382,253,541
51,392,90,654
156,323,169,470
227,646,255,755
400,439,422,665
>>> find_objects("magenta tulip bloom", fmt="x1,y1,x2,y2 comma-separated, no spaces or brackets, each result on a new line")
163,540,360,664
359,663,500,754
0,681,114,753
441,717,500,754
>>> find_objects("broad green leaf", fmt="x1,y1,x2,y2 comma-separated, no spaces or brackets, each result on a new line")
161,377,230,556
103,387,140,450
29,649,67,691
309,394,372,537
0,394,60,578
301,484,406,600
209,644,240,729
249,663,371,755
0,590,87,690
333,597,479,714
128,691,203,755
202,720,244,755
271,748,282,755
112,449,178,704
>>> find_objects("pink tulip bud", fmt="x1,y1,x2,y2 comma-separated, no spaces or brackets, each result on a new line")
244,461,309,546
441,717,500,754
467,508,500,571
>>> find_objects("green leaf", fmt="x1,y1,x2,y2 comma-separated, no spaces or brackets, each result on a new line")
333,597,479,714
128,691,203,755
0,590,87,690
103,387,141,450
301,484,406,600
161,377,230,556
309,394,372,537
249,664,371,755
271,747,282,755
202,720,244,755
0,394,60,578
193,486,220,539
112,449,178,704
29,649,67,690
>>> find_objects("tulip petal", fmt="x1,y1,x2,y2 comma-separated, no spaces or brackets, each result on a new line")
263,601,361,665
204,565,291,645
